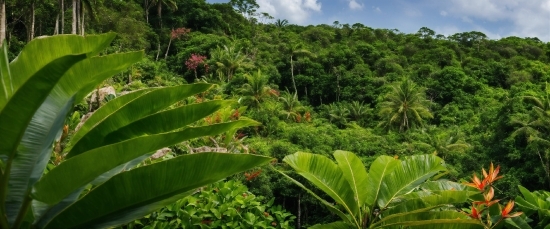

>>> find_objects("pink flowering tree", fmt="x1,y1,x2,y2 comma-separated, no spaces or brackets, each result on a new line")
163,27,191,60
185,54,207,79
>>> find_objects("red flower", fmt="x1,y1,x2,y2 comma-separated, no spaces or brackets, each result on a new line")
473,187,500,207
464,173,487,191
501,200,523,218
467,205,481,219
482,162,503,185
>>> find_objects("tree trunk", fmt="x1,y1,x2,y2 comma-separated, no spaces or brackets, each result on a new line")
54,14,59,35
80,5,84,35
296,194,301,229
30,2,35,40
144,0,149,23
71,0,77,34
76,0,81,34
60,0,64,34
290,55,297,95
157,2,162,28
0,0,6,46
155,43,161,61
164,38,172,60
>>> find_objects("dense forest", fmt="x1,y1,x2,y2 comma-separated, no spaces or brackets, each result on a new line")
2,0,550,228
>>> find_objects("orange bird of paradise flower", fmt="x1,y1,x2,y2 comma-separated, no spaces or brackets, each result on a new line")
501,200,523,218
473,187,500,207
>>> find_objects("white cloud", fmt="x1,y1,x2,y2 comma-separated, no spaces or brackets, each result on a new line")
440,10,447,16
257,0,322,24
349,0,364,10
373,6,381,12
444,0,550,40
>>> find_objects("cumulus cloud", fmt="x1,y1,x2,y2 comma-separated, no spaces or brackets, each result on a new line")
256,0,322,24
349,0,364,10
440,10,447,16
444,0,550,40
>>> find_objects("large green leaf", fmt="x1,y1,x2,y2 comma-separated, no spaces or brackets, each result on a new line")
385,190,471,215
66,84,212,158
42,153,273,229
333,150,368,212
377,155,446,208
6,51,143,226
103,100,234,143
283,152,359,222
364,155,400,208
0,54,86,158
33,120,258,205
275,168,353,226
375,210,483,229
0,40,12,111
309,221,353,229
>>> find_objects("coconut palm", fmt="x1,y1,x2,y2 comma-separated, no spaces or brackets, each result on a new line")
348,101,370,126
238,69,272,107
211,44,253,82
278,90,303,121
274,19,288,28
414,127,470,159
378,79,433,131
328,103,350,128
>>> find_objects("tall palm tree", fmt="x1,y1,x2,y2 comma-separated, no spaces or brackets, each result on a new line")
288,44,315,95
274,19,288,28
378,79,433,131
238,69,272,107
152,0,177,28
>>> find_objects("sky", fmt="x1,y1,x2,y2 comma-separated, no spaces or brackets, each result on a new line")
206,0,550,41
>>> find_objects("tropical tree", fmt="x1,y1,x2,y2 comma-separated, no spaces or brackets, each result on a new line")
288,44,315,95
278,90,304,121
510,85,550,189
152,0,177,28
414,127,470,159
0,33,271,229
378,79,433,131
274,19,288,28
238,69,273,107
210,44,253,82
278,151,483,228
347,101,370,126
327,103,350,128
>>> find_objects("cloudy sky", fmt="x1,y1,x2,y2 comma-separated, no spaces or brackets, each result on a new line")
206,0,550,41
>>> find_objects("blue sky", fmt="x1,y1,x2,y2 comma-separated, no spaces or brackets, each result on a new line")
206,0,550,41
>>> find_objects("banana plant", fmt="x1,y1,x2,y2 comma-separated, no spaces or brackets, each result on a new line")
515,185,550,229
0,33,272,229
278,151,484,228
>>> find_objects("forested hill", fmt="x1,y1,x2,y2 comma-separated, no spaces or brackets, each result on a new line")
4,0,550,226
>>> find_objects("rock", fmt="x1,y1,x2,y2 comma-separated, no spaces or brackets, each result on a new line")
75,112,94,132
89,86,116,111
151,147,172,159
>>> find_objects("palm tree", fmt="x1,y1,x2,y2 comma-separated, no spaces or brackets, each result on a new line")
238,69,272,107
152,0,177,28
328,103,349,128
348,101,370,126
274,19,288,28
71,0,95,35
378,79,433,131
278,90,303,121
414,127,470,159
510,85,550,188
288,44,315,95
211,44,253,82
